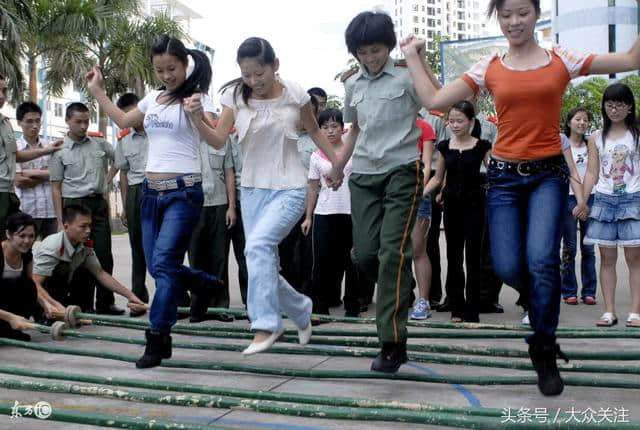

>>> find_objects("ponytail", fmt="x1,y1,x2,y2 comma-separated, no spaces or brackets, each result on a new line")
151,35,212,104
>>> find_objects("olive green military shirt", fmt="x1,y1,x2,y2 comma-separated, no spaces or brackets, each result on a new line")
49,134,115,198
343,58,421,174
114,129,148,186
0,113,17,192
200,140,233,207
32,231,102,282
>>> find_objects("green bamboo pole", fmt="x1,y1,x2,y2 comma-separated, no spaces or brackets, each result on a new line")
0,378,632,430
0,365,502,417
0,401,229,429
1,338,638,389
47,326,640,375
86,319,640,361
79,312,640,338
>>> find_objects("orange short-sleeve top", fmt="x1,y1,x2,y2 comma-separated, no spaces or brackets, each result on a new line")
462,46,595,161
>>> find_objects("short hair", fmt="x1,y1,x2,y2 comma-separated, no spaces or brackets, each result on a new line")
116,93,140,110
318,109,344,128
65,102,89,120
308,87,327,101
5,212,36,237
62,204,92,224
345,11,396,58
487,0,540,17
16,102,42,121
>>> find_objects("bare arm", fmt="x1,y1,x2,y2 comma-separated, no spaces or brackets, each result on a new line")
32,274,65,317
188,101,234,150
0,309,32,331
421,140,435,184
106,165,119,185
424,152,445,195
582,136,600,199
341,122,360,165
51,181,63,229
14,172,42,188
86,66,145,129
224,167,237,228
563,147,585,207
301,179,320,236
587,37,640,75
94,269,143,304
16,140,63,162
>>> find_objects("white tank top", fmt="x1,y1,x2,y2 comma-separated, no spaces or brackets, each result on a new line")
2,257,23,280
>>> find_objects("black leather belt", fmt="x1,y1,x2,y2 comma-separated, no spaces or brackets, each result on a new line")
488,155,566,177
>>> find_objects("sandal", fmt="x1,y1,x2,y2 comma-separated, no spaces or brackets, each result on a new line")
450,316,463,323
596,312,618,327
563,297,578,305
626,313,640,328
582,296,597,305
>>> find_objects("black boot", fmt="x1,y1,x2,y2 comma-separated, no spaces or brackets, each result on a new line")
136,329,172,369
188,271,224,322
528,343,569,396
371,341,407,373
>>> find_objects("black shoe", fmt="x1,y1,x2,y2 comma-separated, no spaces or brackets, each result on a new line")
188,273,225,321
371,342,407,373
528,343,569,396
478,303,504,314
463,311,480,323
435,299,451,312
129,308,147,318
136,329,172,369
345,310,360,318
96,304,125,315
189,312,234,323
0,328,31,342
359,304,369,312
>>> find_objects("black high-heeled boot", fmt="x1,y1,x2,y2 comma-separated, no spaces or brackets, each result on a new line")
135,329,172,369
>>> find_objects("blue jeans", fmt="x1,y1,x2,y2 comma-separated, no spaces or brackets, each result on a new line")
560,195,596,299
141,179,205,332
487,164,568,346
241,187,312,333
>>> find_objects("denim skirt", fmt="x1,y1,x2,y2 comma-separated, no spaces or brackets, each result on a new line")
584,191,640,247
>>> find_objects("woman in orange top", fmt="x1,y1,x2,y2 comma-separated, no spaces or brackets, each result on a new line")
401,0,640,397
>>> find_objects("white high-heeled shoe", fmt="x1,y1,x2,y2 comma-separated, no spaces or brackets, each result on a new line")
242,330,284,355
298,323,312,345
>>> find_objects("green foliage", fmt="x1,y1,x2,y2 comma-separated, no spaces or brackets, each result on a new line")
426,33,449,80
326,94,343,111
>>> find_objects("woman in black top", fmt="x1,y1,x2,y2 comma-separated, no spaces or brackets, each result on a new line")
0,212,42,341
425,101,491,323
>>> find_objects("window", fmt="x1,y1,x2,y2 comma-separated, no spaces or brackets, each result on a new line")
412,4,418,11
457,0,465,9
54,103,63,117
422,17,425,23
427,18,435,26
428,41,434,50
458,33,465,40
413,15,419,23
427,30,434,38
422,5,425,11
458,23,465,31
46,101,52,112
427,7,435,15
437,19,441,25
414,27,420,35
422,29,425,34
458,11,465,20
91,110,97,123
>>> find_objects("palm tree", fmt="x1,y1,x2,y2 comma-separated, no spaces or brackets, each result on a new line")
0,0,30,101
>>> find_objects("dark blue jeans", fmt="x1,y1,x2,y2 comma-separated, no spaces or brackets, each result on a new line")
560,195,597,299
487,164,568,346
141,179,204,332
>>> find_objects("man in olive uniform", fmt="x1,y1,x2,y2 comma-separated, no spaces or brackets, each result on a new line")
188,130,236,322
49,102,123,315
114,93,149,317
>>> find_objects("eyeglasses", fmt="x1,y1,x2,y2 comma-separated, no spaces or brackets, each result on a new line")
604,102,630,111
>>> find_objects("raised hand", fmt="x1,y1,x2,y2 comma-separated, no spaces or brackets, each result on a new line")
184,93,203,120
325,165,344,191
86,65,104,93
400,35,426,57
46,139,64,154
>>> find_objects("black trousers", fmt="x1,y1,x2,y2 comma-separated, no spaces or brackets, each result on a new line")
426,175,443,304
44,262,96,312
477,174,503,306
278,215,313,296
225,200,248,306
0,274,40,336
311,214,360,314
443,193,485,318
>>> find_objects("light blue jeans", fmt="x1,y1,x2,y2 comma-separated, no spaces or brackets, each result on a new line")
241,187,312,333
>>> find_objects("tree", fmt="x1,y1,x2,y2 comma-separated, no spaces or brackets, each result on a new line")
325,94,343,111
0,0,30,101
426,33,449,81
561,77,608,130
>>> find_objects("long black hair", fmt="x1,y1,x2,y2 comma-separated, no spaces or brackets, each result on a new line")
601,83,639,148
563,106,590,143
449,100,482,139
5,212,35,240
220,37,277,107
151,35,212,104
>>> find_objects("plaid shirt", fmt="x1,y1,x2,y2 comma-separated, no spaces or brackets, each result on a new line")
15,137,56,219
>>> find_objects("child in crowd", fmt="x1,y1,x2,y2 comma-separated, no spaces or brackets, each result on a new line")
583,83,640,328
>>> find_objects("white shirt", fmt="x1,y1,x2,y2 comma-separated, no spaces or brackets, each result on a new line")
594,130,640,195
138,90,213,174
220,79,310,189
308,151,352,215
569,143,591,196
15,137,56,219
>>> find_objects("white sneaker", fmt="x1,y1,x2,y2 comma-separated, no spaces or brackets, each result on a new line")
521,311,530,325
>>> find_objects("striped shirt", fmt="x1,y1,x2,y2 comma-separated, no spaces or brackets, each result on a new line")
15,137,56,219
